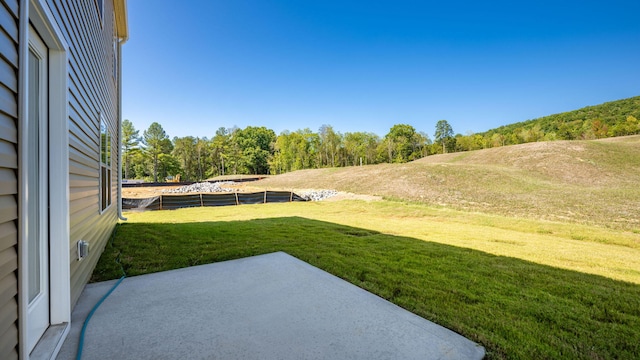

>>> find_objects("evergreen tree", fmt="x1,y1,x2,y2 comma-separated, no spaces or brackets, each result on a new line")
434,120,454,153
143,122,171,182
121,119,139,179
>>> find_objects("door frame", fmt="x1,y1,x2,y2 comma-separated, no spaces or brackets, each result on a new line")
18,0,70,357
25,23,50,353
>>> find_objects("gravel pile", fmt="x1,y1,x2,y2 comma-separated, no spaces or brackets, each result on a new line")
162,182,235,194
300,189,338,201
162,182,338,201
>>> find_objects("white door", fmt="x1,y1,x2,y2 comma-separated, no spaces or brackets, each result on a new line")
26,25,50,353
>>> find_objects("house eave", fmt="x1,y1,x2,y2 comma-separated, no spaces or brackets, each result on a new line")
114,0,128,41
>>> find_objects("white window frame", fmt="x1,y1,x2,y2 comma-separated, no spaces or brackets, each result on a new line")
113,12,118,81
95,0,104,27
19,0,70,358
99,113,113,213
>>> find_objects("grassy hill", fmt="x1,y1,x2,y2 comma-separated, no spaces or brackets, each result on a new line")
257,135,640,231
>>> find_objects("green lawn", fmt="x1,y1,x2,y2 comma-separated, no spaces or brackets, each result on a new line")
94,201,640,359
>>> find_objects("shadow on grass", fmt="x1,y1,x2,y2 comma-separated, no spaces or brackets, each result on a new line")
93,217,640,360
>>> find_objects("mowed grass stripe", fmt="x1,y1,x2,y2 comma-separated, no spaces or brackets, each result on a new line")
93,201,640,359
109,201,640,284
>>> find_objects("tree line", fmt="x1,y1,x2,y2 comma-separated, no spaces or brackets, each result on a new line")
122,96,640,182
477,96,640,148
121,120,458,181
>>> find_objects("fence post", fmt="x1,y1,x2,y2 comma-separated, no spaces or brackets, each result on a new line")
264,190,267,204
200,193,203,207
234,192,239,205
289,191,293,202
159,195,163,210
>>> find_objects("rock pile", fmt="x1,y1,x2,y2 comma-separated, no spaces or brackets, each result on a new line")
300,189,338,201
162,182,235,194
161,182,339,201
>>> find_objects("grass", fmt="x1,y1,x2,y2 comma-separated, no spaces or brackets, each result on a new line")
94,201,640,359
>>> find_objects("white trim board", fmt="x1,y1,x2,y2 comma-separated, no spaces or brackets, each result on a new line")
19,0,71,358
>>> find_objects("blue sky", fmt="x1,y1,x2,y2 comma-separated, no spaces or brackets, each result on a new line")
122,0,640,139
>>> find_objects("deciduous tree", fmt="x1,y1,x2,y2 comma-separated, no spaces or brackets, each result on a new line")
172,136,196,180
384,124,419,163
235,126,276,174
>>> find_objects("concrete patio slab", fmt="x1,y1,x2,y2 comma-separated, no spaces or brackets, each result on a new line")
57,252,485,359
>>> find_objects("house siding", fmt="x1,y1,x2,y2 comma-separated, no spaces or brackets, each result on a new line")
44,0,119,307
0,0,19,358
1,0,122,356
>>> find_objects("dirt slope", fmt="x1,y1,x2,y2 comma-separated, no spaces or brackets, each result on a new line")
257,136,640,230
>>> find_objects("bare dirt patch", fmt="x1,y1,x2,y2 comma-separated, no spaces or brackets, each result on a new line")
122,186,179,198
323,192,382,202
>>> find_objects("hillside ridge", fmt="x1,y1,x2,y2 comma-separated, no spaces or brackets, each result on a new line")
258,135,640,230
479,96,640,141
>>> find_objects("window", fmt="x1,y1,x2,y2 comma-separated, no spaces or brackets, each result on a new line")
113,13,118,80
95,0,104,27
100,116,112,212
